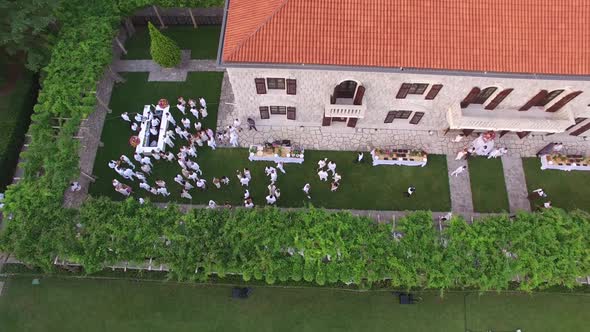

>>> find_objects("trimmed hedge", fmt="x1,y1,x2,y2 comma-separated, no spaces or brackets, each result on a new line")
148,22,181,67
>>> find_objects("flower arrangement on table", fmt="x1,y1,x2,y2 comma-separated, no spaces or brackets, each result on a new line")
157,98,169,108
129,135,140,148
546,153,590,166
373,148,427,161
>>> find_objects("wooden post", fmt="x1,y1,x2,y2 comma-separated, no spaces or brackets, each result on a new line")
153,5,166,28
96,96,112,113
188,8,198,28
114,36,127,55
81,171,96,183
124,18,135,37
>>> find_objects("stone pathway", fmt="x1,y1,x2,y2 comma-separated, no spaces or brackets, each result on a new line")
111,54,222,78
501,156,532,213
446,155,474,214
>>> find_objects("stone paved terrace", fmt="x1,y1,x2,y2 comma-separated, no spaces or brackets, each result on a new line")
501,156,532,213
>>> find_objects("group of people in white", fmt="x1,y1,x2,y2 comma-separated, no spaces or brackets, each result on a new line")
315,158,342,193
450,133,509,177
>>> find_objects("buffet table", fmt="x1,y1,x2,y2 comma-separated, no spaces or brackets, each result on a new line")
540,154,590,171
248,145,305,164
371,149,428,167
135,105,171,155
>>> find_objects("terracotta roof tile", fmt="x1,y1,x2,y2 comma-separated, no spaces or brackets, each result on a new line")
222,0,590,76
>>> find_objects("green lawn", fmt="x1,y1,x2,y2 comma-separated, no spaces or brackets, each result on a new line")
522,157,590,211
90,72,451,211
1,276,588,332
123,25,221,59
467,157,510,212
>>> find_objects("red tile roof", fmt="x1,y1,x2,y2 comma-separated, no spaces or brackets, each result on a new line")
221,0,590,76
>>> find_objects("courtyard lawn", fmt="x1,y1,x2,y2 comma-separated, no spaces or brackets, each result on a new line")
123,25,221,60
90,72,451,211
1,277,589,332
522,157,590,211
467,157,510,213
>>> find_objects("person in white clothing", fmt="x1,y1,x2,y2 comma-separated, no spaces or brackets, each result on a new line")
179,129,190,140
199,97,207,109
243,168,251,180
177,97,186,114
108,160,118,169
190,107,200,119
189,99,197,108
135,172,146,182
318,170,329,181
151,117,160,128
180,189,192,199
220,176,230,185
450,165,468,177
189,172,199,182
157,187,170,196
239,176,250,187
266,194,276,205
356,152,364,163
270,169,278,183
141,156,152,166
131,122,138,131
196,178,207,190
149,126,158,136
233,118,241,131
453,134,465,142
276,162,286,174
317,158,327,170
166,152,175,161
244,189,250,199
134,153,142,163
134,113,143,122
333,172,341,183
141,164,152,174
175,126,183,136
167,129,176,140
120,155,133,168
174,174,185,186
152,150,161,161
114,166,126,178
455,148,468,160
208,200,217,209
331,181,339,192
553,142,564,152
303,183,311,199
70,182,81,192
499,147,508,156
184,181,194,190
194,121,202,131
212,177,221,189
181,117,190,129
122,168,135,180
244,198,254,209
155,180,166,187
267,184,276,196
207,137,216,150
229,132,239,147
165,112,176,126
139,182,151,191
327,161,336,174
139,197,145,205
121,112,131,122
164,135,174,148
274,188,281,200
189,161,202,175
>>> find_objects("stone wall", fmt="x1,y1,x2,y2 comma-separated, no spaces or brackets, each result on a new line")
225,66,590,134
131,7,223,26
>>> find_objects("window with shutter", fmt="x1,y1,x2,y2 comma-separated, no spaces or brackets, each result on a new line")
565,117,587,131
516,131,531,139
259,106,270,119
570,122,590,136
485,88,513,110
347,118,358,127
286,79,297,95
266,78,285,90
409,112,425,124
519,90,548,111
545,91,582,113
473,87,497,104
322,115,332,126
255,78,267,94
270,106,287,115
425,84,443,100
460,87,481,108
396,83,412,99
384,111,396,123
353,86,365,105
287,107,296,120
538,89,564,106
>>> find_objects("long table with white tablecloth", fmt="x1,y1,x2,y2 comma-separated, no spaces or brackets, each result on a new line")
136,105,171,155
540,154,590,171
371,149,428,167
248,145,305,164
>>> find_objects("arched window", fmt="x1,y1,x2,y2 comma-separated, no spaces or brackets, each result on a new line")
472,87,498,104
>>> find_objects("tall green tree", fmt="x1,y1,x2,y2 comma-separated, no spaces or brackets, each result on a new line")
148,22,181,68
0,0,61,71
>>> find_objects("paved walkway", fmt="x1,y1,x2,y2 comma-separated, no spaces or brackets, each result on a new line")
501,156,532,213
446,155,474,214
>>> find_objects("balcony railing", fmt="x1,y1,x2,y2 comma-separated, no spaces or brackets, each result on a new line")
447,102,574,132
324,104,366,118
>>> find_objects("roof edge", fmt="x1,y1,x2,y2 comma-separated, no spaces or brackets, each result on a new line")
215,0,231,66
219,61,590,82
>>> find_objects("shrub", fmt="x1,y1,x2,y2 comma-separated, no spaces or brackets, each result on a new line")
148,22,181,67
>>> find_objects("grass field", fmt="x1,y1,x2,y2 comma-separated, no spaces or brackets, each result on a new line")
467,157,510,213
123,25,221,60
522,157,590,211
0,276,588,332
89,72,451,211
